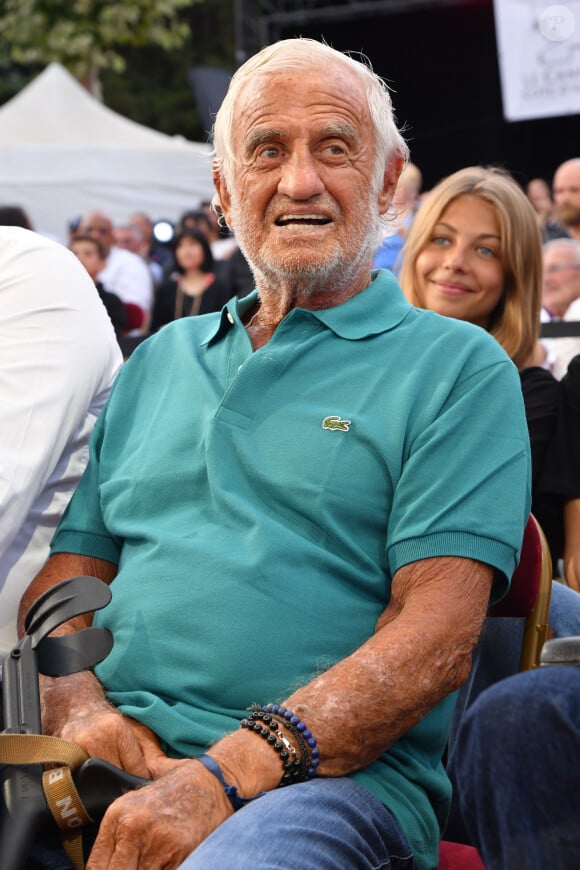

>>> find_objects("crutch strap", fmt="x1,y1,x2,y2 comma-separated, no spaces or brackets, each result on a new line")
0,733,92,870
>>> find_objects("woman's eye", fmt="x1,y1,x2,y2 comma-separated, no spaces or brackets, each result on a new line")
432,236,450,246
477,246,497,257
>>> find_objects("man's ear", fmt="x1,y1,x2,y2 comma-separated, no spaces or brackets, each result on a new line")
378,155,405,216
212,162,233,229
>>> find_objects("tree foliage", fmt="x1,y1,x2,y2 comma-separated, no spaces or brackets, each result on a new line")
0,0,237,138
0,0,201,79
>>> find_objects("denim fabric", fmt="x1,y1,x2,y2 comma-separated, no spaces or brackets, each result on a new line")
25,779,414,870
178,777,416,870
449,666,580,870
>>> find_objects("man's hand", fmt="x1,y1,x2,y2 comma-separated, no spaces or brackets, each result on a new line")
44,689,165,780
86,758,233,870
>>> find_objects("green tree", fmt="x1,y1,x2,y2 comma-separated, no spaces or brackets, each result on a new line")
0,0,204,94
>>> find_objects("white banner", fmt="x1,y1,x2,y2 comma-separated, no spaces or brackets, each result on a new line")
493,0,580,120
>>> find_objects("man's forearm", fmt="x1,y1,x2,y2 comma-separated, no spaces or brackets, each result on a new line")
282,558,492,776
18,552,119,734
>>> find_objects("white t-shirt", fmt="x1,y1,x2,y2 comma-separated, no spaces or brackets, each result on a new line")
0,228,123,659
540,302,580,379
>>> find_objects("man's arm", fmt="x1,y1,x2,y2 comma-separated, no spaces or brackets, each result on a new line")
0,236,120,559
212,555,493,784
84,555,493,870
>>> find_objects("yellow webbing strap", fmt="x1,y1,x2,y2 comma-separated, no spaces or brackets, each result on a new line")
0,733,93,870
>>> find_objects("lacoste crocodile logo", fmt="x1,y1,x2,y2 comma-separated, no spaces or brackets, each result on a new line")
322,415,351,432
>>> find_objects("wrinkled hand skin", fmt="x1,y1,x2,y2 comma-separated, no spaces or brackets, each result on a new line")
57,706,166,780
86,759,233,870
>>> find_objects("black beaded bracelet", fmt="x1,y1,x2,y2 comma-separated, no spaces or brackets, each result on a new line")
240,704,320,786
240,713,306,787
261,704,320,779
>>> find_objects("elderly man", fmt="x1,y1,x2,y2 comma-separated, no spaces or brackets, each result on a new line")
541,238,580,378
553,157,580,242
20,39,530,870
78,210,153,330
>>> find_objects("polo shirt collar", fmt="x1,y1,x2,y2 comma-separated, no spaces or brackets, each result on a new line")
308,270,412,339
203,269,411,344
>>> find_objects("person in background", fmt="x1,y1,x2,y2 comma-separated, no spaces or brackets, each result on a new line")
553,157,580,243
526,177,563,242
399,165,571,558
70,234,128,338
0,205,33,229
20,39,529,870
540,238,580,379
129,211,173,276
77,209,153,333
372,161,422,274
149,227,232,333
114,222,163,287
0,227,122,661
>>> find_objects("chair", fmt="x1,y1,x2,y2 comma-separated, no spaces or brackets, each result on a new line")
488,513,553,671
438,513,553,868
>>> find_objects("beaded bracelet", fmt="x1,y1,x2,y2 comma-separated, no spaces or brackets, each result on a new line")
240,704,319,786
240,713,304,787
196,753,265,811
261,705,320,779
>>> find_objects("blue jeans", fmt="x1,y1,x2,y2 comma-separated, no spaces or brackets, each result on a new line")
445,581,580,844
449,666,580,870
178,777,415,869
26,778,415,870
448,580,580,753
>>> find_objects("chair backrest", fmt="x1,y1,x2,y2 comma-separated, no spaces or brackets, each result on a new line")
123,302,145,332
489,513,553,671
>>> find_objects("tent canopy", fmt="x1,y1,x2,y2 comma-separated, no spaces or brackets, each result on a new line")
0,63,215,240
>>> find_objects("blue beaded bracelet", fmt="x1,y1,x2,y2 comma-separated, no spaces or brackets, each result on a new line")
196,753,265,811
261,704,320,779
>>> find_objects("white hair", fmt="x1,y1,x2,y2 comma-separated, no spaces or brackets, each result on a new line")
212,38,408,196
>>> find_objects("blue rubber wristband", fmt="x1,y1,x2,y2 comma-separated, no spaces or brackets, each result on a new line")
196,753,265,811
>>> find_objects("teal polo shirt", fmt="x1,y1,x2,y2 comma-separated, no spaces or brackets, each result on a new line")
52,270,530,870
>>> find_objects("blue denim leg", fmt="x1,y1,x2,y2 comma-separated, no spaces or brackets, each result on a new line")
178,777,415,870
451,666,580,870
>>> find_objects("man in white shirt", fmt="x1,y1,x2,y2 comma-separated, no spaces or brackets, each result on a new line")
78,210,154,331
0,228,122,660
541,238,580,378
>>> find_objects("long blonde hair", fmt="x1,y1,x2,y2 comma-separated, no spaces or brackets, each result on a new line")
399,166,542,369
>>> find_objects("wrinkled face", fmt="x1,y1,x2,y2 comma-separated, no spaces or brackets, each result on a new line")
553,163,580,228
214,63,397,294
70,239,105,281
542,245,580,317
175,236,205,271
414,195,505,329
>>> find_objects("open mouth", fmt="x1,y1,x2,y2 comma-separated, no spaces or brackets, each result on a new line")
275,213,332,227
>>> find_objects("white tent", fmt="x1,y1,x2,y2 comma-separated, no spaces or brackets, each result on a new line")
0,63,215,240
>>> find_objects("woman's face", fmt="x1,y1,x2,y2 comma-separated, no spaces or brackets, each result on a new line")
414,194,505,329
176,236,205,270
